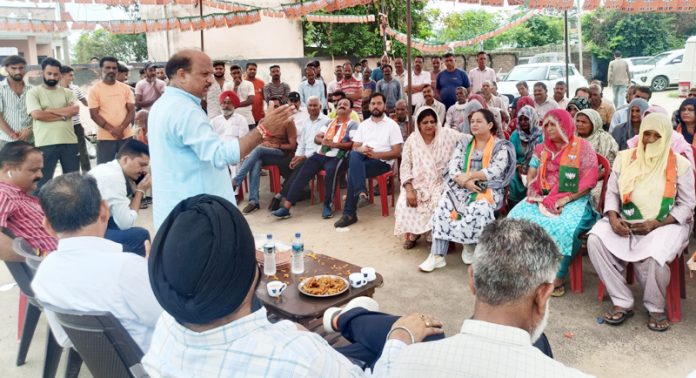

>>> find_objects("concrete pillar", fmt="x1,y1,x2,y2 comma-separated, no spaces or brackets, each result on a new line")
26,36,38,65
61,37,71,64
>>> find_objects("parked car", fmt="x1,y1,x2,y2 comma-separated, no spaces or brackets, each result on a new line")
497,63,588,98
631,49,684,91
678,36,696,97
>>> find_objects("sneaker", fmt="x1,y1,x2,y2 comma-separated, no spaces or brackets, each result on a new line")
419,254,446,272
357,193,370,208
322,205,333,219
461,244,475,265
242,202,260,214
334,215,358,228
271,207,291,219
322,297,380,333
268,197,281,211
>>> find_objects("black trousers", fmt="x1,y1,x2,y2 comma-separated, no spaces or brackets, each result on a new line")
97,139,131,164
74,123,91,172
37,143,79,188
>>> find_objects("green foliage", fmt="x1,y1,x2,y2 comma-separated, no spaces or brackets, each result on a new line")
581,8,691,59
73,29,148,64
302,0,430,57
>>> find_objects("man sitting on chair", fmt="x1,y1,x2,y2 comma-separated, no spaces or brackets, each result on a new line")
32,173,162,352
0,142,57,260
89,139,151,257
334,93,403,228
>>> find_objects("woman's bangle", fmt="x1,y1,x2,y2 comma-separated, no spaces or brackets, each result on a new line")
387,326,415,345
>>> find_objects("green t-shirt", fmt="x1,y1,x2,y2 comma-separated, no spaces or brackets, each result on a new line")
26,86,77,147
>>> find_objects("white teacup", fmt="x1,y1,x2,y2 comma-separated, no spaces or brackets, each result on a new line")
349,273,368,288
361,267,376,282
266,281,287,297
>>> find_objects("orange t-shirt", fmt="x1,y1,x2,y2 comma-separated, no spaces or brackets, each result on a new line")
88,81,135,141
249,77,265,123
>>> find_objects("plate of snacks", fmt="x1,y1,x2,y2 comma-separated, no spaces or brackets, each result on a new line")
298,275,349,298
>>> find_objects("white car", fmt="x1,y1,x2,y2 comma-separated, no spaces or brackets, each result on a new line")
631,49,684,91
497,63,588,99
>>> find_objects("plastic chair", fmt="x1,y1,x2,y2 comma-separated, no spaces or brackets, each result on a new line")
568,153,610,294
262,165,281,194
367,168,396,217
42,304,149,378
310,170,343,211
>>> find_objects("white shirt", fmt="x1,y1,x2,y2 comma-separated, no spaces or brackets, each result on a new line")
609,104,628,133
143,308,364,378
318,118,360,157
297,114,330,157
206,79,229,120
292,106,310,138
414,100,446,127
554,96,569,110
353,116,404,166
89,159,137,230
224,80,255,126
327,79,339,97
31,237,162,352
211,113,249,143
468,67,497,93
405,70,431,106
535,98,559,120
373,319,593,378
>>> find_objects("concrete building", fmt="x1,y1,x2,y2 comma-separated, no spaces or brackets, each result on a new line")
141,0,304,63
0,5,71,65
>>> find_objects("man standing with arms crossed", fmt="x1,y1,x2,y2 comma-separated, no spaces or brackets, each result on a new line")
26,58,80,188
0,56,33,148
607,50,631,109
89,56,136,164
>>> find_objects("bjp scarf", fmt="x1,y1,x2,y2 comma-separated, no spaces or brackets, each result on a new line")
462,135,496,204
618,113,690,221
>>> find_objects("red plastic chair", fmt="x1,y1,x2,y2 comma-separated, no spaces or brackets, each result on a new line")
310,170,342,211
568,153,610,294
367,167,396,217
262,165,281,194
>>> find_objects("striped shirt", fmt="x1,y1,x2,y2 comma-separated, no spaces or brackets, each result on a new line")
337,77,363,114
0,182,57,253
143,307,364,378
263,81,291,101
0,80,32,141
68,84,86,126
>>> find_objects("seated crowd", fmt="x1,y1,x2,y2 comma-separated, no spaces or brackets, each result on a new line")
0,50,695,377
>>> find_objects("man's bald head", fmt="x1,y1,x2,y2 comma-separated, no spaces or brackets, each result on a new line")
166,49,213,99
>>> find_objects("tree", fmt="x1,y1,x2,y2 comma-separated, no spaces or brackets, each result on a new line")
582,8,687,59
302,0,431,57
73,29,148,63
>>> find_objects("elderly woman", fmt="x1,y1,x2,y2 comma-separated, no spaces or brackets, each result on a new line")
508,109,599,296
675,98,696,146
566,96,590,118
506,96,534,136
588,114,695,332
508,105,542,205
575,108,618,208
395,107,464,249
611,98,650,150
420,109,515,272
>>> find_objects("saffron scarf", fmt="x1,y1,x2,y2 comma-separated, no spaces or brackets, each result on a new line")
617,113,690,221
320,118,350,155
462,135,496,204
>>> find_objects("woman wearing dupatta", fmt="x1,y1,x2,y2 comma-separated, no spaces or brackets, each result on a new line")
509,105,543,206
610,98,650,150
575,108,619,208
508,109,599,296
506,95,535,136
675,98,696,145
566,96,590,118
588,114,695,332
420,109,516,272
395,107,464,249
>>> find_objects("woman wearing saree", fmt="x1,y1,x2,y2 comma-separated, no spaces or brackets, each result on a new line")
395,107,464,249
508,109,599,296
508,105,543,206
588,114,695,332
575,108,619,208
420,109,515,272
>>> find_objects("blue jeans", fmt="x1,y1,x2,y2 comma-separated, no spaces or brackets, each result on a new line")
343,152,390,217
612,84,627,109
233,146,285,204
104,218,150,257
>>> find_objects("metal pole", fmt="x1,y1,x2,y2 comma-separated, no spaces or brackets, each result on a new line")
381,0,387,53
199,0,204,51
406,0,412,134
576,4,584,78
564,11,570,96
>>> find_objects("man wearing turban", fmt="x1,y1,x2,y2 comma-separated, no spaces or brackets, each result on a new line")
211,91,249,180
144,194,444,377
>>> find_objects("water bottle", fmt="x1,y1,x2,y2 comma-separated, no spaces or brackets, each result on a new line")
291,232,305,274
263,234,276,276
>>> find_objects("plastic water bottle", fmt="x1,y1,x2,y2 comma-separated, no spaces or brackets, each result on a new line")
291,232,305,274
263,234,276,276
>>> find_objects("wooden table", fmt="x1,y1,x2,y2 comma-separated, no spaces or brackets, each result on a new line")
256,253,384,328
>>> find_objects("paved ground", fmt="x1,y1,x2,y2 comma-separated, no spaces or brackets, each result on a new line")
0,89,692,377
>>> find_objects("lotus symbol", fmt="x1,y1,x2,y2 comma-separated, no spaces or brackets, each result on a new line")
568,154,577,160
565,172,576,180
624,208,635,216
